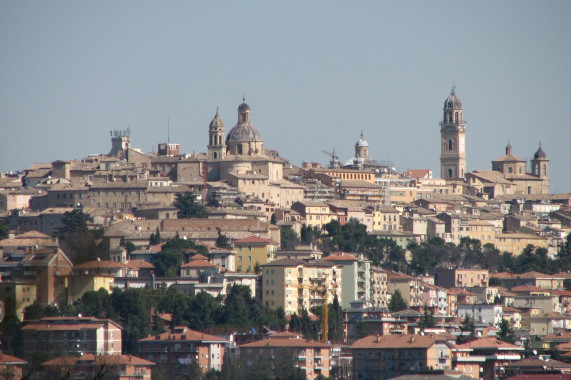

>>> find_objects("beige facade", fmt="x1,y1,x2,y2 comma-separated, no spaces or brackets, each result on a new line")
435,268,489,288
440,88,467,180
370,267,389,309
261,258,341,316
352,334,453,380
292,201,336,229
495,232,550,255
233,235,279,273
370,205,400,232
387,272,424,308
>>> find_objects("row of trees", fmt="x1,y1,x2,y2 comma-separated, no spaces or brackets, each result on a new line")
288,218,571,276
9,284,286,358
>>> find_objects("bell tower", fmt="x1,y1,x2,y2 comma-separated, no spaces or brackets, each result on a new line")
440,87,467,180
208,109,226,160
531,143,549,194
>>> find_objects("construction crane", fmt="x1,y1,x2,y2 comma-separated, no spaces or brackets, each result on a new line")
284,281,334,342
321,148,340,169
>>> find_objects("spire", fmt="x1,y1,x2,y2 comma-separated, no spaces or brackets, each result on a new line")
506,139,512,155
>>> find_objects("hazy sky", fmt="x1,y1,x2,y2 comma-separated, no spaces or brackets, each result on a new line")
2,1,570,192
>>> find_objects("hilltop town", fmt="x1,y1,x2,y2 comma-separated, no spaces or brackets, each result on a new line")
0,92,570,380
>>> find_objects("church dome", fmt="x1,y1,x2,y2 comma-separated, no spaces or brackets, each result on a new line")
534,145,547,159
356,133,369,147
444,88,463,110
209,110,225,129
226,123,262,142
238,101,250,111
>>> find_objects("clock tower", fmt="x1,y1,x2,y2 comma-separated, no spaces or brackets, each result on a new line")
440,87,467,180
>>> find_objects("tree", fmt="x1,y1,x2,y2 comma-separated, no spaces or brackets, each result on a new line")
174,192,208,218
0,220,9,240
154,227,162,244
388,289,407,312
457,315,475,344
270,213,277,225
0,313,23,357
280,228,300,250
215,231,231,249
152,249,184,277
419,309,436,331
125,241,136,255
497,319,515,344
328,296,344,342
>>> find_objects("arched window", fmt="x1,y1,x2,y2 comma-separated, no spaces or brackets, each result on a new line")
448,140,453,150
213,152,217,159
448,168,453,178
237,144,243,154
455,112,459,123
542,164,547,175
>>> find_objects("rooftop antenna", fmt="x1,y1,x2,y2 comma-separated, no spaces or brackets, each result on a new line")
167,116,170,143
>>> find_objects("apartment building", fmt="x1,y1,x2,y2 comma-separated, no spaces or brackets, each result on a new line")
387,272,424,308
457,303,503,327
370,266,389,309
22,316,122,357
435,268,489,288
233,235,279,273
291,201,336,229
351,333,453,380
495,232,550,255
453,337,523,380
42,354,154,380
239,333,331,380
260,258,341,316
138,326,227,375
322,252,371,308
370,205,400,232
491,271,565,290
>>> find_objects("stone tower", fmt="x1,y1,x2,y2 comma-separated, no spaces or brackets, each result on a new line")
208,109,226,160
440,88,467,180
355,132,369,160
107,128,131,158
531,143,549,193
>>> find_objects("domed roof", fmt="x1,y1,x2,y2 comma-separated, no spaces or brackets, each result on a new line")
238,100,250,111
444,88,462,110
209,110,225,129
356,133,369,147
226,122,262,142
534,144,547,159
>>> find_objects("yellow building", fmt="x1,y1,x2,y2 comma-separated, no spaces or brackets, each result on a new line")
260,258,341,316
233,235,279,273
56,274,115,304
0,282,37,321
291,201,336,229
495,233,549,255
370,205,400,232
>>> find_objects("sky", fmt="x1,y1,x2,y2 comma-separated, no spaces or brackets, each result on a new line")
1,1,570,192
